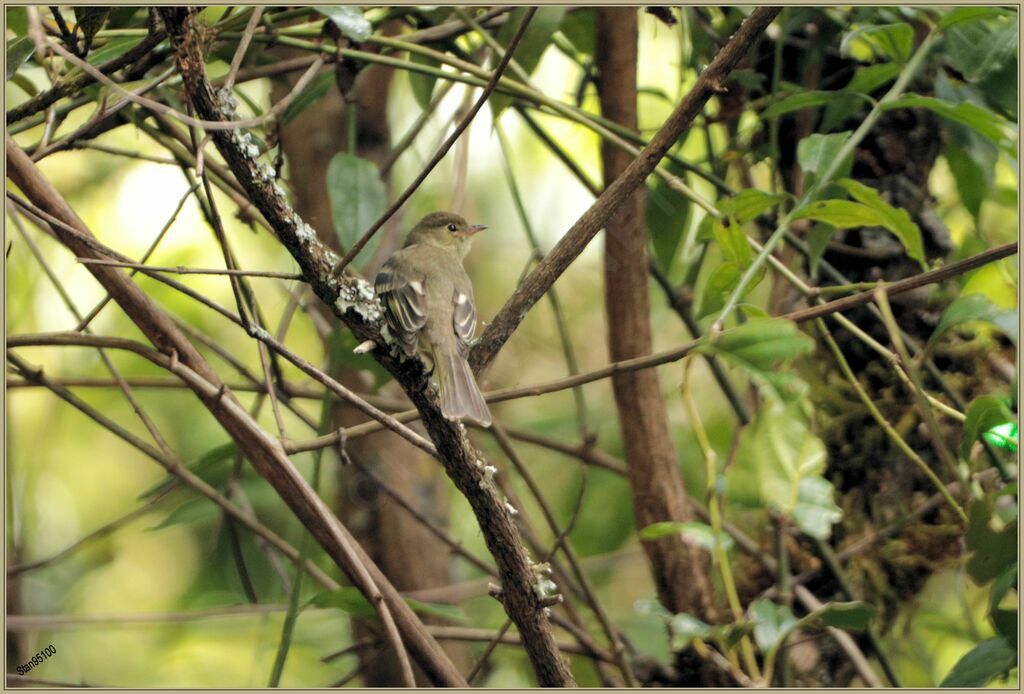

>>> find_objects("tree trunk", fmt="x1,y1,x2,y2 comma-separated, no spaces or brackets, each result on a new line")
595,8,717,621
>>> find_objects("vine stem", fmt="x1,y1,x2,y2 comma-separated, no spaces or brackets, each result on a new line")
682,359,763,683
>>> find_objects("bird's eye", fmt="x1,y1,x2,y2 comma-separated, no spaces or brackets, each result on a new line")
447,223,457,232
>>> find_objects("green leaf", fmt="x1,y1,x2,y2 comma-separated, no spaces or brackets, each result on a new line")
748,599,797,652
148,497,219,531
883,95,1016,159
805,222,836,274
815,601,874,631
939,7,1013,30
792,199,881,230
960,395,1016,460
727,396,840,539
308,588,376,617
408,51,440,111
326,152,387,265
639,521,734,551
844,62,903,94
491,7,567,117
6,7,27,36
945,18,1017,82
281,71,335,124
646,164,691,274
317,6,372,42
836,178,925,267
990,565,1018,647
793,194,926,267
762,90,870,120
73,7,111,52
84,37,139,67
138,442,238,500
668,613,712,650
6,37,34,82
965,498,1017,584
797,131,851,185
791,476,844,540
930,293,1018,350
940,637,1016,687
944,141,990,220
821,64,902,132
558,9,595,56
712,219,754,267
699,318,814,375
695,262,742,319
404,598,466,622
841,22,914,63
717,189,785,224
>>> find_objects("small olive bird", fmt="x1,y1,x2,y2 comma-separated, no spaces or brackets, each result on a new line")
374,211,492,426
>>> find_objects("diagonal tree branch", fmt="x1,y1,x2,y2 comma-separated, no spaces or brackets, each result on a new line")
4,135,466,688
468,7,782,373
157,6,574,686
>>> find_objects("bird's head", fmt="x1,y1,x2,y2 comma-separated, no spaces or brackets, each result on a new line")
405,211,487,257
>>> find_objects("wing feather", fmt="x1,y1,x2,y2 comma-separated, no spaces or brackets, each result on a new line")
452,289,476,357
375,263,426,356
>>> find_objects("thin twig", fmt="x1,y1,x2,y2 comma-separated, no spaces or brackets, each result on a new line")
76,258,303,279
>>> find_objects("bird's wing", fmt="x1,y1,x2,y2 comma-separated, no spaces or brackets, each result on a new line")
375,260,427,356
452,288,477,358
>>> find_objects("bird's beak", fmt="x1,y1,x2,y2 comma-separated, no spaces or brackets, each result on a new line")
467,224,488,235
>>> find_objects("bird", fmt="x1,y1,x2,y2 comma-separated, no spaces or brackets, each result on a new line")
374,211,492,426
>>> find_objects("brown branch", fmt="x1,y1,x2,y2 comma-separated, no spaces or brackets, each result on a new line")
158,7,573,685
468,7,782,374
6,26,166,125
77,258,303,279
332,8,537,274
5,137,466,687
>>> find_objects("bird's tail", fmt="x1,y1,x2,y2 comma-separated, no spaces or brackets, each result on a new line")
435,349,491,426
